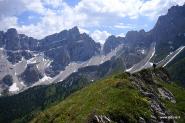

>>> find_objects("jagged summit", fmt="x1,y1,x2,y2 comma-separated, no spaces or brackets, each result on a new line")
0,26,101,95
6,28,18,35
103,35,125,54
68,26,80,34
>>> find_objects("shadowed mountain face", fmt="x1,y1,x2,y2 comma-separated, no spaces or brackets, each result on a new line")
166,48,185,86
20,64,43,86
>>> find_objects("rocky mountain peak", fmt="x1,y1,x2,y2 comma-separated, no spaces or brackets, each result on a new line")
66,26,81,41
80,33,95,42
4,28,20,50
125,30,144,41
6,28,18,37
103,35,124,54
69,26,80,34
152,4,185,39
106,35,118,42
167,4,185,16
139,29,145,34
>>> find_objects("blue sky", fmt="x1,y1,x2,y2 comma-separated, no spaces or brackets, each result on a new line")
0,0,184,43
65,0,79,6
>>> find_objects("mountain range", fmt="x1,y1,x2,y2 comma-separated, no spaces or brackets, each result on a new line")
0,4,185,123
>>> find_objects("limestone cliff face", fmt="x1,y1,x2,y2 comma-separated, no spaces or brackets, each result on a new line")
0,27,101,92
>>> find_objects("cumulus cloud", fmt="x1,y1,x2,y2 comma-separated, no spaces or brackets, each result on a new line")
140,0,185,19
24,0,45,14
91,30,111,44
0,0,184,43
76,0,143,19
0,0,26,18
0,0,45,17
0,16,18,30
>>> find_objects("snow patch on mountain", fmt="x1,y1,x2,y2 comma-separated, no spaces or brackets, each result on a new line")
157,46,185,67
163,46,185,67
40,75,52,82
43,45,123,84
9,83,19,92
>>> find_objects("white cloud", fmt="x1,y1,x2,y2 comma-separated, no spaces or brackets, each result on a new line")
140,0,171,19
91,30,111,44
0,0,26,18
0,0,184,43
173,0,185,5
0,0,45,18
78,27,90,34
75,0,143,19
0,16,18,30
24,0,45,14
114,23,136,29
140,0,185,19
117,33,125,37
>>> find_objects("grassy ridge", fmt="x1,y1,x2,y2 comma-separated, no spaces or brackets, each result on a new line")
30,69,185,123
167,57,185,86
30,73,151,123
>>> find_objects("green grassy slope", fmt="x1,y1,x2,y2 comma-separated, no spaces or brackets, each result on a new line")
30,68,185,123
162,82,185,122
30,73,150,123
167,58,185,86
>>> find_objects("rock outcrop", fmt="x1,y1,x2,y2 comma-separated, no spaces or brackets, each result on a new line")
131,68,176,123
